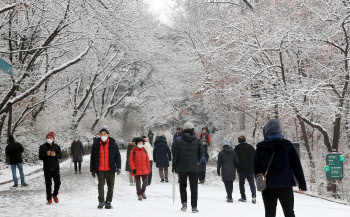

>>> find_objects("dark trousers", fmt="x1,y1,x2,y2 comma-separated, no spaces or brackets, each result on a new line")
135,175,148,195
224,181,234,199
198,172,206,181
44,169,61,200
148,161,153,185
178,172,199,208
262,188,295,217
239,171,257,198
97,171,115,202
74,161,81,172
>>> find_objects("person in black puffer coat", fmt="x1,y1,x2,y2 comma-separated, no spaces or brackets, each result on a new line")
172,122,204,213
254,119,307,217
71,137,84,174
153,136,171,182
217,140,239,203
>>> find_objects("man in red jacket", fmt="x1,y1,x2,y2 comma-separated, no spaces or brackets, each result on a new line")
129,137,151,201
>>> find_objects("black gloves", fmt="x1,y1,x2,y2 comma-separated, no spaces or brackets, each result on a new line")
133,169,136,174
91,172,96,178
116,169,121,175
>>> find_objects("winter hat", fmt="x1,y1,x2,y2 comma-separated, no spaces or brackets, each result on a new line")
222,140,230,147
46,131,55,139
142,136,148,142
100,125,109,134
74,136,79,141
183,122,194,130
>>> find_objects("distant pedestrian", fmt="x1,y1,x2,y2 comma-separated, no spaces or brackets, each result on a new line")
234,136,257,203
129,137,151,201
90,126,121,209
217,140,239,203
173,122,205,213
143,136,154,186
153,136,171,182
125,139,136,186
254,119,307,217
198,152,209,184
71,137,84,174
39,131,62,205
5,135,28,187
171,127,183,153
198,126,210,183
148,130,154,146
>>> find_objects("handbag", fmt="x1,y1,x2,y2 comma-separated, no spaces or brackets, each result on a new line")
256,152,275,192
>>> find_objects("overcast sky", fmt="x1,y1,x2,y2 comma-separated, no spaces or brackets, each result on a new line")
147,0,175,25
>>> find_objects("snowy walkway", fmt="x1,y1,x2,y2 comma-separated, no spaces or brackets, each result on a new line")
0,150,349,217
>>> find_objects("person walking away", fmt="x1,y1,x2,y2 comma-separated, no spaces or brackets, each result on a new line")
5,135,28,187
90,126,121,209
143,136,154,185
39,131,62,205
129,137,151,201
217,140,239,203
148,130,154,146
172,122,205,213
171,127,182,154
71,137,84,174
254,119,307,217
198,127,210,183
198,152,209,184
153,135,171,182
125,139,136,186
234,136,257,203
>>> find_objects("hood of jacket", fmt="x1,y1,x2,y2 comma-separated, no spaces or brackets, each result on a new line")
258,119,285,151
181,131,196,142
222,145,234,154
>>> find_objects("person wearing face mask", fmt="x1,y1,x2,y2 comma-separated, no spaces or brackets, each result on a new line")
90,125,121,209
39,131,62,205
129,137,151,201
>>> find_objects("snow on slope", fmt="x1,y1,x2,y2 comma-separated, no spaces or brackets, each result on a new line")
0,150,349,217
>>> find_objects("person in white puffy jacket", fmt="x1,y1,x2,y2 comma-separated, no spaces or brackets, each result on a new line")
143,136,154,186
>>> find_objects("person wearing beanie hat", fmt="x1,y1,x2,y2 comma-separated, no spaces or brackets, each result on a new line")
71,136,84,174
90,125,121,209
217,140,239,203
5,135,28,187
172,122,204,213
39,131,62,205
234,136,257,203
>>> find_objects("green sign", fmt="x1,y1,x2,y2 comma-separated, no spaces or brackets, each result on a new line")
340,155,346,162
0,57,12,76
325,153,343,180
324,165,330,172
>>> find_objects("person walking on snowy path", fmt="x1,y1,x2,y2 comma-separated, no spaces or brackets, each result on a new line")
148,130,154,146
125,139,136,186
234,136,257,203
90,126,121,209
217,140,239,203
143,136,154,185
70,137,84,174
254,119,307,217
153,135,171,182
172,122,205,213
39,131,62,205
5,135,28,187
129,137,151,201
198,127,210,184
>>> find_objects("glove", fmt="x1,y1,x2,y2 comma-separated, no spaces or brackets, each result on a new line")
116,169,121,175
133,169,136,174
91,172,96,178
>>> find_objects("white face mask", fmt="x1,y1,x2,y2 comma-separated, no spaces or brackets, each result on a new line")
137,144,144,149
101,136,108,142
46,139,53,144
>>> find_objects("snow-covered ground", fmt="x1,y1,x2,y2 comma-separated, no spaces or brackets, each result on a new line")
0,150,349,217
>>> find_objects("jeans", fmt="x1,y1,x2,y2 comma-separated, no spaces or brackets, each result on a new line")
178,172,199,208
262,188,295,217
239,171,257,198
97,171,115,202
11,163,26,185
44,169,61,200
148,161,153,185
224,181,234,199
135,175,148,195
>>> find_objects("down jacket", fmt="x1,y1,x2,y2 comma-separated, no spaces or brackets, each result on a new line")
129,146,151,176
